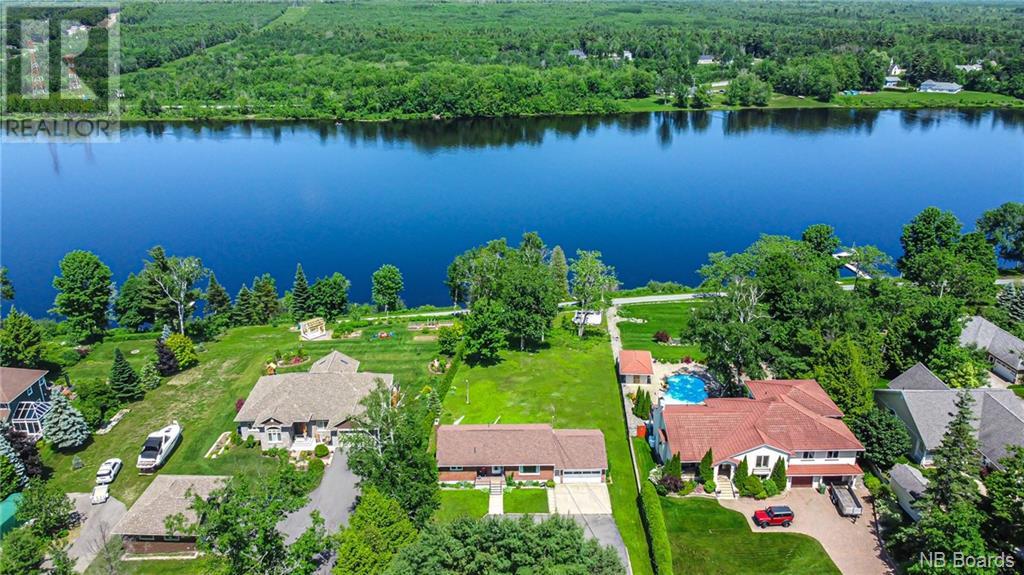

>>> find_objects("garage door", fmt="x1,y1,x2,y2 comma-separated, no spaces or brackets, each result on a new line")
562,470,603,483
822,476,846,486
790,476,813,488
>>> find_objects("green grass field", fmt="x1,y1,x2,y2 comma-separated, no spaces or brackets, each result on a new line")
435,489,489,522
504,488,549,514
43,323,439,506
617,302,705,363
441,324,652,575
1010,385,1024,399
661,498,839,575
634,437,657,481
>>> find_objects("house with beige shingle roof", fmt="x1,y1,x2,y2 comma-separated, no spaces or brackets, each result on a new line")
112,474,226,556
651,379,864,493
235,351,392,451
436,424,608,485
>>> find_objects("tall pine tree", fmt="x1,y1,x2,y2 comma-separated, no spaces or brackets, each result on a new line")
291,264,311,321
550,245,570,300
205,272,232,318
42,394,90,451
109,349,143,402
231,285,255,326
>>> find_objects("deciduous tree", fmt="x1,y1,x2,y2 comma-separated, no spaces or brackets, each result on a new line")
570,250,616,336
462,298,507,364
309,273,350,321
333,487,417,575
977,201,1024,268
371,265,404,314
142,246,208,334
848,408,911,470
51,250,113,342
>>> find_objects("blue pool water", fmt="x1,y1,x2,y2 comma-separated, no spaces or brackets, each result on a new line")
664,374,708,404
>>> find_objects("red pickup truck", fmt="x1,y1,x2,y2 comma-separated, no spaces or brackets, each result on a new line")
753,505,795,528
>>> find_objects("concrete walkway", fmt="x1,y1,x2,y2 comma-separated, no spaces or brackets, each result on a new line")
67,493,127,573
277,449,359,544
488,491,504,515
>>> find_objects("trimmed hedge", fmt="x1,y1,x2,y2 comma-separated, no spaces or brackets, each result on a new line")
639,482,674,575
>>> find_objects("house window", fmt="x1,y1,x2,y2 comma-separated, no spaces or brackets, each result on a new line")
267,427,281,443
755,455,770,468
826,451,840,460
520,465,540,475
800,451,814,460
138,535,155,541
26,387,33,397
449,466,463,472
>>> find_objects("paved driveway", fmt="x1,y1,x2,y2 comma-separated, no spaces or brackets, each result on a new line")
719,487,895,575
67,493,127,573
278,449,359,544
551,484,612,515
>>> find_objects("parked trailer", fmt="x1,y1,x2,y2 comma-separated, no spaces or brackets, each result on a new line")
829,484,863,519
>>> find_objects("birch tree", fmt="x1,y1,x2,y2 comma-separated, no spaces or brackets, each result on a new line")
142,246,208,334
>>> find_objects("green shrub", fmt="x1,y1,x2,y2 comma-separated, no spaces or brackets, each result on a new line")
763,478,780,498
654,481,668,496
740,475,764,498
640,482,674,575
698,449,713,482
314,444,329,458
679,480,696,496
703,479,716,494
545,480,555,488
229,431,242,446
165,333,199,369
244,435,258,448
864,472,885,497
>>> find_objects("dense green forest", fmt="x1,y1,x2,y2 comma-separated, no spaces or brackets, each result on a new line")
6,1,1024,119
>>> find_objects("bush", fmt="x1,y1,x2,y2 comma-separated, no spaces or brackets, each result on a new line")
314,444,329,458
653,330,671,343
165,333,199,369
640,482,674,575
659,475,683,493
71,456,83,470
679,480,696,496
654,481,668,496
703,479,716,494
244,435,257,448
763,479,780,498
545,480,555,488
740,475,764,498
229,431,242,446
864,472,884,497
308,457,325,476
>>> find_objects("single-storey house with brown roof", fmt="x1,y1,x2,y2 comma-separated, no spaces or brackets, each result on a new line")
112,475,226,556
617,350,653,385
651,379,864,492
235,351,392,452
0,367,51,439
436,424,608,485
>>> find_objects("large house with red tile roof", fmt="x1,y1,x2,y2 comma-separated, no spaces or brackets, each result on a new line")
436,424,608,484
651,379,864,490
617,349,653,385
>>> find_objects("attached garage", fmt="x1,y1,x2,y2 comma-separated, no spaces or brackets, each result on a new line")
790,476,814,488
822,476,849,486
561,470,604,483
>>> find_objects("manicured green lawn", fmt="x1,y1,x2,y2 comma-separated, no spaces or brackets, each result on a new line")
1010,385,1024,399
86,557,218,574
435,489,488,522
43,323,439,506
633,437,656,481
441,325,653,575
504,488,549,514
661,498,840,575
617,302,705,363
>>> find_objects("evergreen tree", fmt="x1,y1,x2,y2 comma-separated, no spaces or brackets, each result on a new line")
848,408,912,470
770,458,787,489
663,454,682,480
0,455,18,500
812,335,876,416
0,526,44,574
0,266,13,303
0,435,25,489
251,274,280,324
928,391,981,510
549,245,570,300
139,361,162,390
205,272,232,318
291,264,312,321
231,285,256,326
735,458,748,485
333,487,418,575
114,272,155,331
0,308,44,368
984,446,1024,554
996,283,1024,326
42,393,90,451
109,348,143,403
155,338,179,376
699,448,714,482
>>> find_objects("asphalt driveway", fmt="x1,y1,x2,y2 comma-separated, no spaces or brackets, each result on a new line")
278,449,360,544
719,486,895,575
67,492,127,573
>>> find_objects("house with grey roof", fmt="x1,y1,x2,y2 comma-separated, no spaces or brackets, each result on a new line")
888,363,949,391
889,463,928,522
918,79,962,94
235,351,392,452
0,367,51,439
876,371,1024,469
112,474,226,556
960,315,1024,383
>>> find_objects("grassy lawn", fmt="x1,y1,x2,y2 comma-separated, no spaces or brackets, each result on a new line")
441,325,653,575
86,557,219,575
617,89,1023,112
504,488,549,514
435,489,488,522
633,437,656,481
662,498,840,575
43,323,439,507
1010,385,1024,399
617,302,705,363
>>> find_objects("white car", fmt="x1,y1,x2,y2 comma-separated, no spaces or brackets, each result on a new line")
95,458,123,485
90,484,109,505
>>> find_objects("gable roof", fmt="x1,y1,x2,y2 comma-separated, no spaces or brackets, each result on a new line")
436,424,607,470
618,350,653,376
890,463,928,497
0,367,47,403
234,371,392,427
889,363,949,391
112,475,227,537
660,379,862,464
881,388,1024,466
309,350,360,374
960,316,1024,370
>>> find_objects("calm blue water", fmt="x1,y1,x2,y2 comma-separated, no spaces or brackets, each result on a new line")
2,109,1022,318
664,374,709,405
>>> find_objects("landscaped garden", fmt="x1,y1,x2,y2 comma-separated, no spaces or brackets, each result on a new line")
440,325,653,575
661,498,840,575
504,488,549,514
435,489,488,522
617,302,705,362
42,322,439,506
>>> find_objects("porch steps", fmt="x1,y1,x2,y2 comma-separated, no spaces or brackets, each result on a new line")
489,482,503,497
715,476,737,499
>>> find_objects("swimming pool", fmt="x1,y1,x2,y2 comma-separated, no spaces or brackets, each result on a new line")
664,374,708,404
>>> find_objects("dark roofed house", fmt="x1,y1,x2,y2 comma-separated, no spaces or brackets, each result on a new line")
235,351,392,452
960,316,1024,383
888,363,949,391
0,367,51,439
436,424,607,485
112,475,226,556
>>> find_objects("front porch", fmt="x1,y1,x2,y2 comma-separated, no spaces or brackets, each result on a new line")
286,421,337,453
